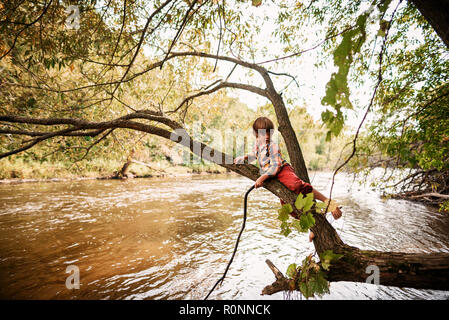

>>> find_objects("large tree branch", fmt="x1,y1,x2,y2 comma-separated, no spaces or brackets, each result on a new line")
169,81,268,114
0,113,304,209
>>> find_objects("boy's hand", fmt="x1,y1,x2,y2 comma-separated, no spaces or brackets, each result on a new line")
255,175,268,188
234,156,245,164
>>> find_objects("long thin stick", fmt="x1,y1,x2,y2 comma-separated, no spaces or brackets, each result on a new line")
204,184,255,300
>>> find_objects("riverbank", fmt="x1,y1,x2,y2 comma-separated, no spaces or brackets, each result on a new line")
0,171,229,185
0,158,227,184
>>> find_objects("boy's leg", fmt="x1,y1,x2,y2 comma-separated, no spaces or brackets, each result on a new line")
277,164,315,242
277,164,313,196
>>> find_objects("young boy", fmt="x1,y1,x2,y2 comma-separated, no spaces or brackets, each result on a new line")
234,117,342,241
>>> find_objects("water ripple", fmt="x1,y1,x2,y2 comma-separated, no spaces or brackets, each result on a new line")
0,173,448,299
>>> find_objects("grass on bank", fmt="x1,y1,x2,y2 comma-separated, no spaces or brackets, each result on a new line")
0,157,227,180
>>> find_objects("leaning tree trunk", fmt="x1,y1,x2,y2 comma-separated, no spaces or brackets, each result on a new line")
260,71,310,183
173,129,449,292
409,0,449,49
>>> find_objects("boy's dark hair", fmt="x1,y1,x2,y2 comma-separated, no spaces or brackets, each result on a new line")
252,117,274,136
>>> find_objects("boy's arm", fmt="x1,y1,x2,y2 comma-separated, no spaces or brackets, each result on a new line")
312,188,327,202
255,174,270,188
234,141,257,164
247,141,257,163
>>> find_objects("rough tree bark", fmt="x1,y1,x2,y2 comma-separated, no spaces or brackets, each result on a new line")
263,75,310,183
409,0,449,49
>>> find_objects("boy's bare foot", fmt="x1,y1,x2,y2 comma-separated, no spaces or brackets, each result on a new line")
331,206,342,220
309,231,315,242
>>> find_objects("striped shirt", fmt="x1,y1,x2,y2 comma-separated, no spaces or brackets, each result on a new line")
248,140,287,176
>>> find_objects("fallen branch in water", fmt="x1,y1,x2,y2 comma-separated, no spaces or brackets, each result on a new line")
261,259,292,295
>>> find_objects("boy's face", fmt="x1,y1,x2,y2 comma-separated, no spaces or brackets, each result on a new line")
254,129,270,143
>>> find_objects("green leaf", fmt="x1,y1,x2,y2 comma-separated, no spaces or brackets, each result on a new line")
319,250,343,271
302,192,314,213
291,219,302,232
295,193,305,210
299,282,313,298
299,212,315,232
286,263,297,278
320,250,343,262
321,261,331,271
277,203,292,222
280,221,291,236
315,201,327,210
281,225,291,237
308,272,329,296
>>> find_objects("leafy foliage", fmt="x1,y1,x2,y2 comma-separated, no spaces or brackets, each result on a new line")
277,192,318,236
285,250,343,299
275,0,449,208
340,3,449,209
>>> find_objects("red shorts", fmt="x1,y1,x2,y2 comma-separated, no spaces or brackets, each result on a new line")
277,164,313,205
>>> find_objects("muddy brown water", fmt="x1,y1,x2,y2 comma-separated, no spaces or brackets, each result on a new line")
1,172,449,299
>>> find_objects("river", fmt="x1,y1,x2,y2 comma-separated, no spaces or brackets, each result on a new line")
1,172,449,299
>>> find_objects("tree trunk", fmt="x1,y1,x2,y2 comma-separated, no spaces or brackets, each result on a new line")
270,92,310,184
174,131,449,292
262,246,449,294
117,149,135,178
259,70,310,183
409,0,449,49
328,247,449,290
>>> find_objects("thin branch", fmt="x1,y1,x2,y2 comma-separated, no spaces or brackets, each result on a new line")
107,0,127,66
325,0,403,211
168,80,268,114
0,127,81,158
213,2,224,72
75,128,115,162
0,0,53,60
256,24,357,65
0,128,105,137
112,0,174,96
159,0,200,70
